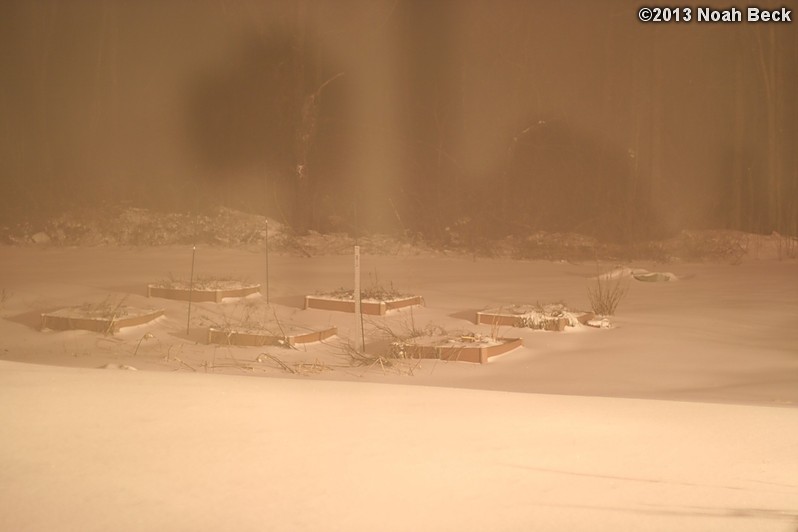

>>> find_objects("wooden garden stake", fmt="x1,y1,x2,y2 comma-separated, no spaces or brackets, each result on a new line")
186,244,196,336
354,245,365,351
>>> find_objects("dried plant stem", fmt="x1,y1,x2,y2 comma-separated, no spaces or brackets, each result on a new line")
588,268,629,316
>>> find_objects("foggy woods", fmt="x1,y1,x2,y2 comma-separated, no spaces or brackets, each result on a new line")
1,0,796,242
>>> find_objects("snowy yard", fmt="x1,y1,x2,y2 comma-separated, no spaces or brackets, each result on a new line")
1,242,796,531
3,0,796,528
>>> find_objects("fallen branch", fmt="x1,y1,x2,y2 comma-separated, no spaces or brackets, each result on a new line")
173,357,196,372
256,352,298,374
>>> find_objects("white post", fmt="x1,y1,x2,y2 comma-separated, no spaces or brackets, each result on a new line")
354,245,363,351
186,244,196,336
264,220,270,306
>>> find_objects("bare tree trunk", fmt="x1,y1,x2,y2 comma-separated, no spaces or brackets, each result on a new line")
36,2,59,214
730,52,746,230
754,25,782,232
648,28,663,237
290,2,343,233
291,0,309,233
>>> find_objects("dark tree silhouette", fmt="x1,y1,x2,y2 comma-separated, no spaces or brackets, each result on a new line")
186,18,346,232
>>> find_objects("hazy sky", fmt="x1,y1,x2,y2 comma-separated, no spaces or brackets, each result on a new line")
1,0,795,238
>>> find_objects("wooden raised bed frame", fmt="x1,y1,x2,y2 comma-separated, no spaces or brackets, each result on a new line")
402,337,523,364
147,284,260,303
476,309,594,332
41,308,165,333
304,295,424,316
207,326,337,347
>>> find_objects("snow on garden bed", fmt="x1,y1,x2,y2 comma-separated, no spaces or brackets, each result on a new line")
598,267,679,282
147,277,260,303
41,305,164,333
393,334,523,364
207,325,337,347
305,286,423,315
477,303,593,331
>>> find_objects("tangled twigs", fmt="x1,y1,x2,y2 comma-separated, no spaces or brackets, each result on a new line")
257,352,297,374
172,357,196,372
340,339,422,377
255,352,333,375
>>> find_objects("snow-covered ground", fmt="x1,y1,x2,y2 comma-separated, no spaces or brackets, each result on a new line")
1,241,797,530
1,361,796,532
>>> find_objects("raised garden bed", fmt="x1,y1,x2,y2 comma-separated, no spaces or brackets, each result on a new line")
207,325,337,347
633,271,676,282
599,267,678,283
305,295,423,315
476,304,594,332
148,278,260,303
394,335,523,364
305,287,423,316
41,305,164,333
